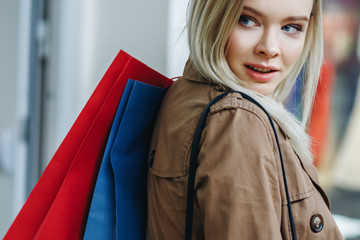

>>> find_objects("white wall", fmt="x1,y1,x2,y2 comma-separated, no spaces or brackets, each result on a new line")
0,0,20,167
0,0,21,237
167,0,189,78
42,0,190,166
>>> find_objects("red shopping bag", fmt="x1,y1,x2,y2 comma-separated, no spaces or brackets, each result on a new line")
4,50,172,240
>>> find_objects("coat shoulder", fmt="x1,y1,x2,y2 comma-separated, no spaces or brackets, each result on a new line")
209,92,276,143
209,92,270,122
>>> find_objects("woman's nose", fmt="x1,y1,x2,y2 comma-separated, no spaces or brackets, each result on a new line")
254,29,280,58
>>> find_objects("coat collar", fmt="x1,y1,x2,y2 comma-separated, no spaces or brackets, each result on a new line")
182,60,215,85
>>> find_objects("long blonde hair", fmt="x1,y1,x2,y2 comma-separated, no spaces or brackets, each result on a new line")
187,0,323,164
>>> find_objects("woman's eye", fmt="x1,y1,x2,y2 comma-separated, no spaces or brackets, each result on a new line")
282,24,303,34
239,15,257,27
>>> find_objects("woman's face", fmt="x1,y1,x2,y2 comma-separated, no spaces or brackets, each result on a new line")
226,0,313,95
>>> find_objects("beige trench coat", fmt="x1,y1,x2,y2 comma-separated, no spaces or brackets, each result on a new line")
147,61,343,239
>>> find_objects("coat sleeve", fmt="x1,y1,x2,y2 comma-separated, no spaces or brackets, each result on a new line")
195,107,283,239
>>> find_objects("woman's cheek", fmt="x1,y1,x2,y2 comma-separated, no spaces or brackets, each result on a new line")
283,39,306,68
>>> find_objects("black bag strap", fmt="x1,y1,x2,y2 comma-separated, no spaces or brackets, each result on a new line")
185,91,297,240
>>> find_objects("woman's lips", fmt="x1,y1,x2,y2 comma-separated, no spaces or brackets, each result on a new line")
245,64,278,83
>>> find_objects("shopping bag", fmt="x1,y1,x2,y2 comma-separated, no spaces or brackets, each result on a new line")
5,50,172,240
82,82,136,240
84,79,167,240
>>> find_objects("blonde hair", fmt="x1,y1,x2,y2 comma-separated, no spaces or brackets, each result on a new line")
187,0,324,164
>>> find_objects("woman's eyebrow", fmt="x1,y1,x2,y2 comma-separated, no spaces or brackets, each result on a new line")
284,16,309,22
243,6,264,17
243,6,309,22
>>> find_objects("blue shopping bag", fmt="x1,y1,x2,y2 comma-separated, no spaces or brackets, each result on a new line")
84,79,168,240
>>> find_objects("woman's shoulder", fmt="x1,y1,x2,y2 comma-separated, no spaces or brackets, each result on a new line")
200,90,279,158
209,91,275,133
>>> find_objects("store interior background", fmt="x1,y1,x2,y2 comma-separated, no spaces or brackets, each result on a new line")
0,0,359,239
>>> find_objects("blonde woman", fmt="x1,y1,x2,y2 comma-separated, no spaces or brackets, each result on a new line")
147,0,343,239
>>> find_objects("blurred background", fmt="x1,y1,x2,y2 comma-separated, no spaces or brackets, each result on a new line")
0,0,359,239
